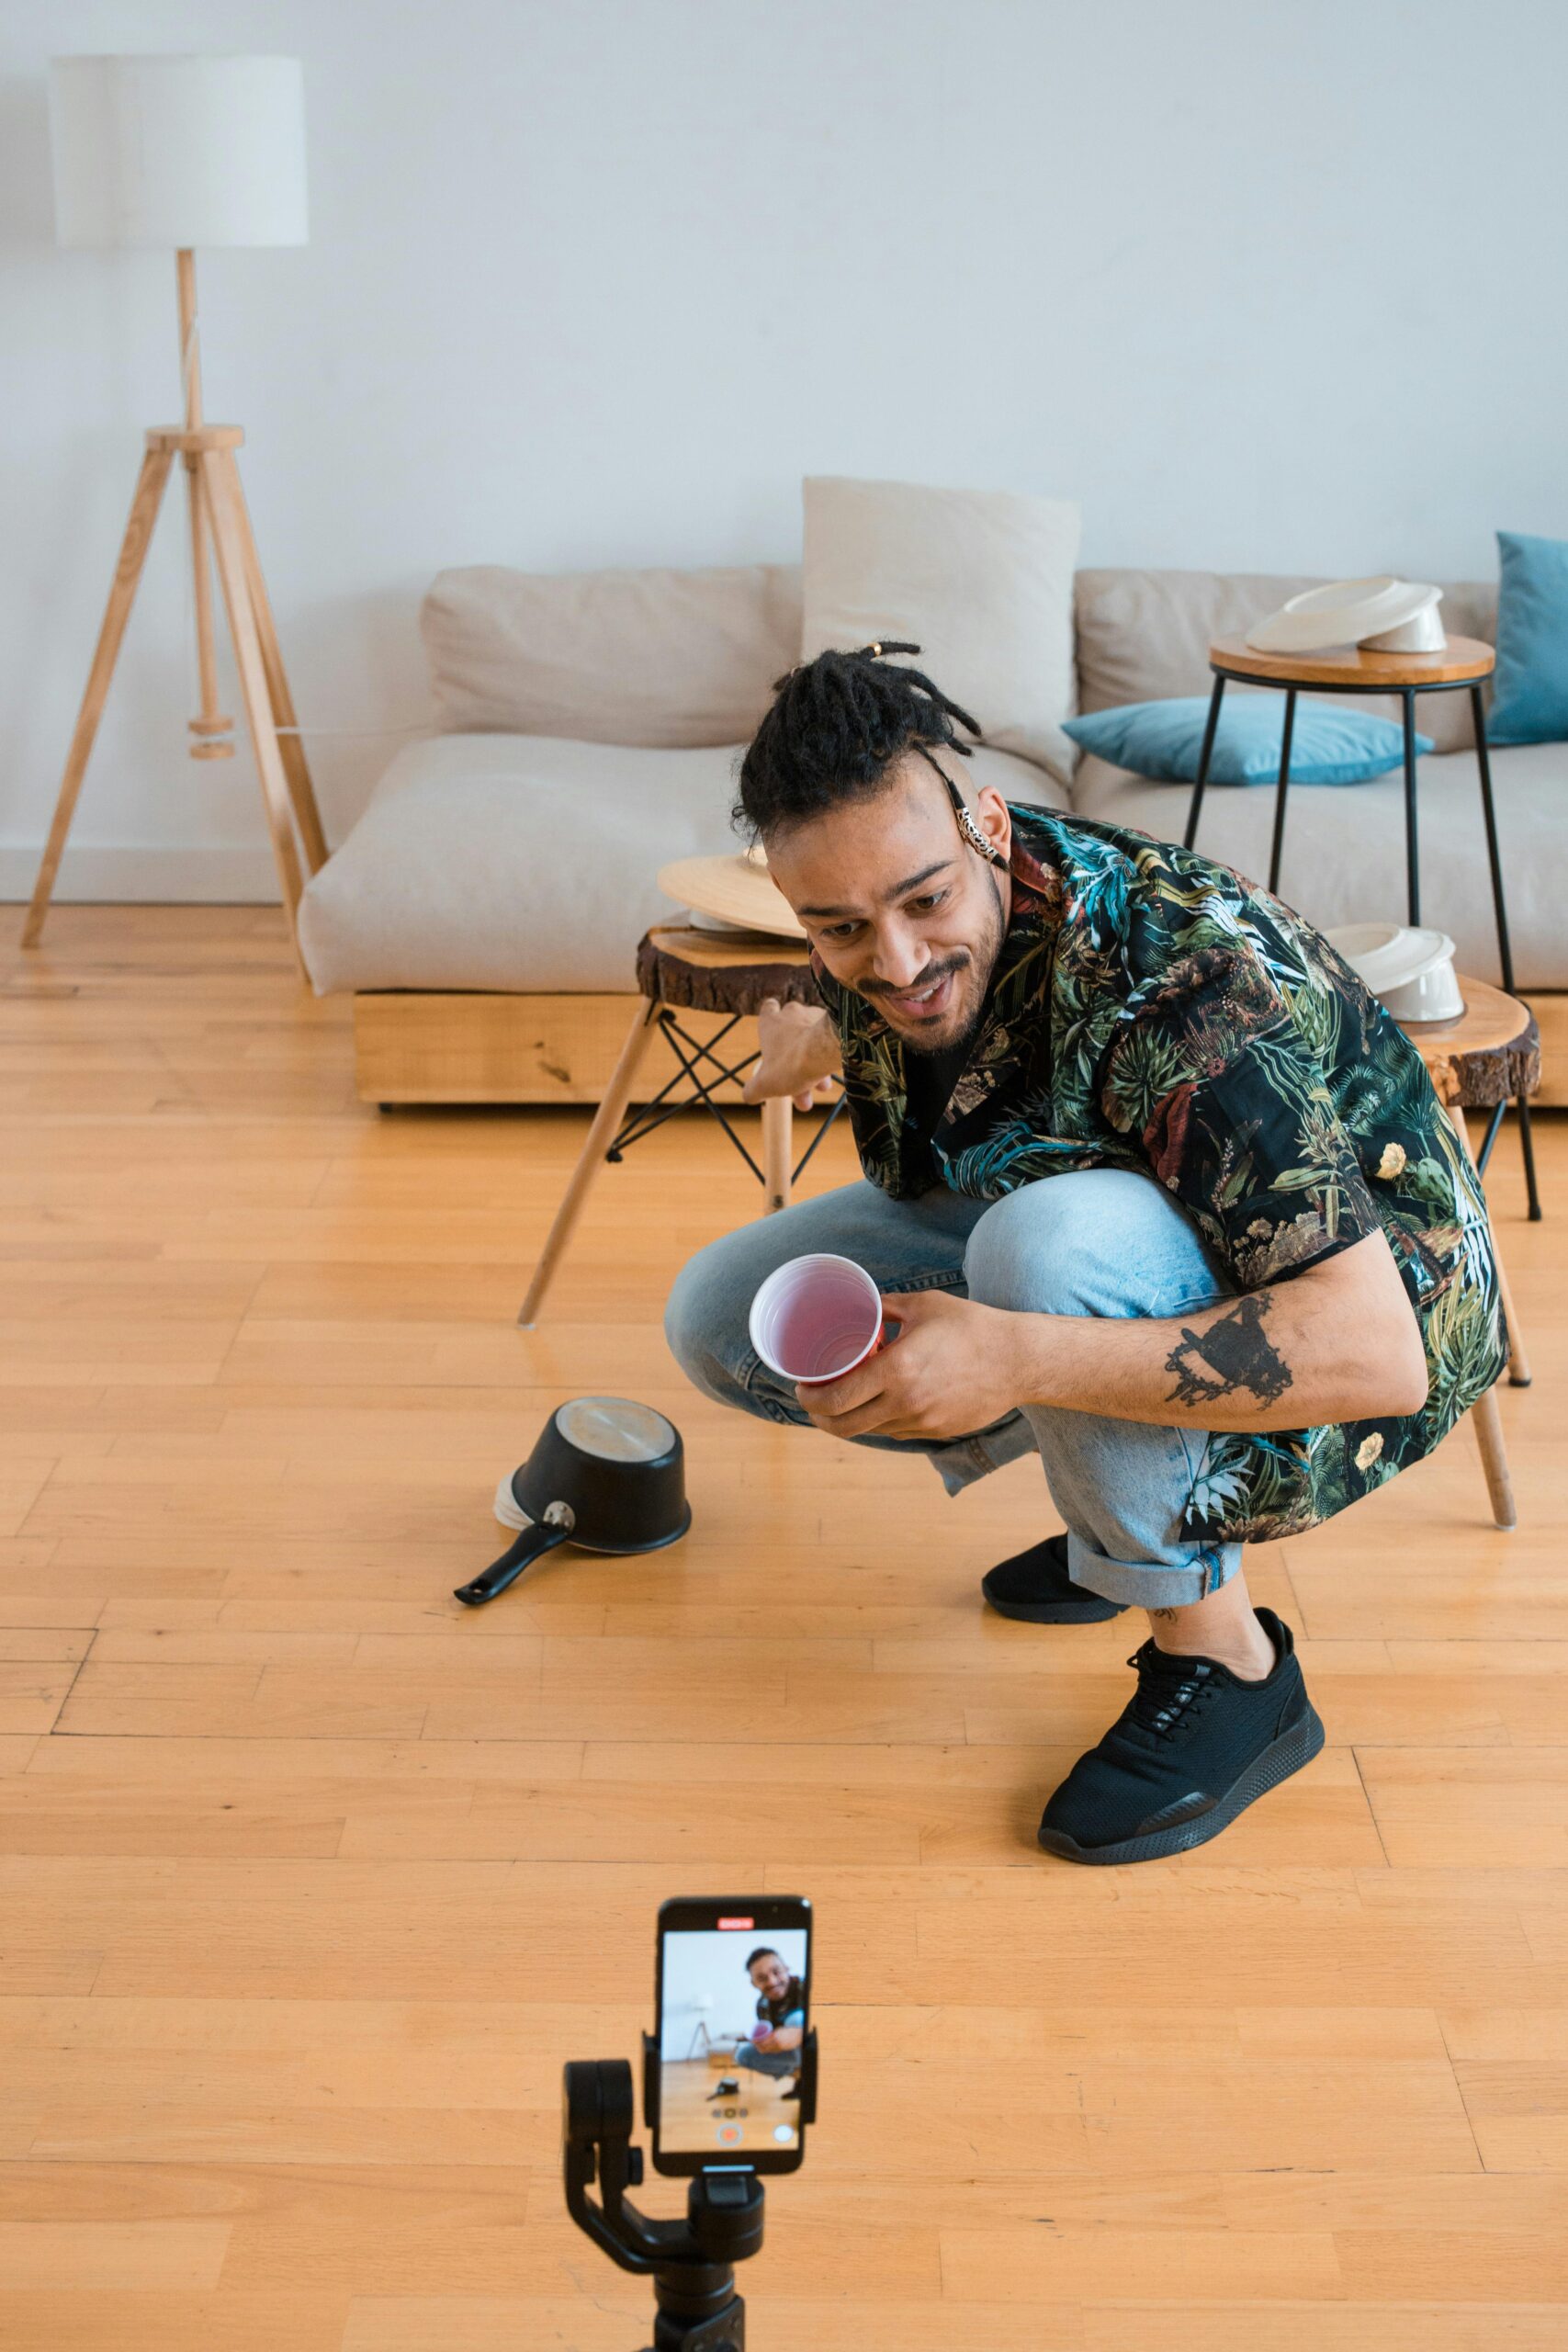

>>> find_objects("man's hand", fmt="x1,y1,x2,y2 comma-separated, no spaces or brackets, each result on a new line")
743,997,842,1112
811,1230,1427,1439
797,1290,1024,1442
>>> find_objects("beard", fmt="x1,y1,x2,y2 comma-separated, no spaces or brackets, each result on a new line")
877,868,1008,1057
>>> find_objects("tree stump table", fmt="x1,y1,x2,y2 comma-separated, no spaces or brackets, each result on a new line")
518,925,840,1326
1397,974,1539,1531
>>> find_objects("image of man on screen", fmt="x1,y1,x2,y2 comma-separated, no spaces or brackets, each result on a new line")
717,1946,804,2099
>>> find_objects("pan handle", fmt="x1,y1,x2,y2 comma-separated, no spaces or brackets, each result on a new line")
454,1500,575,1608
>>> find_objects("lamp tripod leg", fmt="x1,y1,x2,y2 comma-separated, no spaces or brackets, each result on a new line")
185,454,234,758
22,443,175,949
200,447,310,978
224,455,329,872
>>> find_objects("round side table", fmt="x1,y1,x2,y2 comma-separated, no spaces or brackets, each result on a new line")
1183,632,1539,1222
518,923,843,1326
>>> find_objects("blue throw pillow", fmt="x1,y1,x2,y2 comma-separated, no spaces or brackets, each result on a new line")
1063,696,1434,786
1486,528,1568,744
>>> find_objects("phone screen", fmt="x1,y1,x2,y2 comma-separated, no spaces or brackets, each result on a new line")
655,1898,810,2172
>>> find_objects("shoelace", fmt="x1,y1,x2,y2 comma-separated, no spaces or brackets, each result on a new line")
1122,1642,1220,1745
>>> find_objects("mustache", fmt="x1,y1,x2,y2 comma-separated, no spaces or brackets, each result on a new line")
862,951,970,1001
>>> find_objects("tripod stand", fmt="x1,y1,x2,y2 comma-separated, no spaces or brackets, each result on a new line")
24,249,327,974
562,2030,818,2350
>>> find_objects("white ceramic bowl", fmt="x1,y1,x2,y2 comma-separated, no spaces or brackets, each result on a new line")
1325,922,1464,1022
1247,576,1446,655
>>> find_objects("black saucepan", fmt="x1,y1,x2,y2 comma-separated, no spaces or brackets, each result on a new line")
453,1396,691,1608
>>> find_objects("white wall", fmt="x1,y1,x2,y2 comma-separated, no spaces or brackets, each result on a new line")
4,0,1565,898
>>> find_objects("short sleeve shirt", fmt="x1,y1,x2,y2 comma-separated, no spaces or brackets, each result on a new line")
756,1978,807,2031
809,804,1506,1545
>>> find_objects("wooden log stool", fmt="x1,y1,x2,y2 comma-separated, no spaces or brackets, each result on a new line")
518,924,840,1326
1398,975,1540,1531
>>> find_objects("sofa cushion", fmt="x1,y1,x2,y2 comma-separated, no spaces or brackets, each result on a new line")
1073,569,1499,756
298,733,1067,996
801,476,1081,786
1488,528,1568,745
1063,696,1433,786
1069,741,1566,990
420,562,804,748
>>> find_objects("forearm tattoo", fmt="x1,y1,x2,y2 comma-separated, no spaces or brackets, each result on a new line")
1164,1292,1292,1409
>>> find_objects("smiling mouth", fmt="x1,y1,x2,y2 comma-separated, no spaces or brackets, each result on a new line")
881,967,960,1022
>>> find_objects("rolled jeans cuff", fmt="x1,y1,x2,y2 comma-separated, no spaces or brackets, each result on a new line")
927,1408,1040,1494
1066,1530,1243,1609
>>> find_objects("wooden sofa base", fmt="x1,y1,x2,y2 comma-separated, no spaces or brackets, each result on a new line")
354,986,1568,1110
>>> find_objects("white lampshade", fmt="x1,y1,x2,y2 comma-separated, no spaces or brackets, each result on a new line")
49,54,308,249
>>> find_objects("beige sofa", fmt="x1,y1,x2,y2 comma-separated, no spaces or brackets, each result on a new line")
298,562,1565,1105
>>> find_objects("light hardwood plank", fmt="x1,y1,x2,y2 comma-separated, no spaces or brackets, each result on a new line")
0,907,1562,2348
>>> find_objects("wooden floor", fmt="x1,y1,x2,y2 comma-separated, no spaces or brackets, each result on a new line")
0,905,1564,2352
660,2057,802,2160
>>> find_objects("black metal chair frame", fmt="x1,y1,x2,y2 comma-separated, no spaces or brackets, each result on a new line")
606,1005,845,1191
1182,662,1540,1221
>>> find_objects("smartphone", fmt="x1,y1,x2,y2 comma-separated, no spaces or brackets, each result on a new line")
651,1894,812,2176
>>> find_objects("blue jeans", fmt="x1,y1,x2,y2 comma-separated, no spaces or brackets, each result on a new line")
733,2043,796,2079
663,1169,1243,1610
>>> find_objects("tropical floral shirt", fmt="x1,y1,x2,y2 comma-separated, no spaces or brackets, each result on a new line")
809,803,1506,1545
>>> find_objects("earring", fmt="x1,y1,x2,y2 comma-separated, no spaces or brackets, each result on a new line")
953,799,1008,866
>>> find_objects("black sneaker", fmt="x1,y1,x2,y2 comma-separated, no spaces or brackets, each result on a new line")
1037,1607,1324,1865
982,1532,1128,1624
705,2077,740,2099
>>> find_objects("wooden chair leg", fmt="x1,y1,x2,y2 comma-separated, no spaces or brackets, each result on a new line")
23,444,175,947
1472,1383,1517,1532
200,449,308,973
517,1003,662,1326
1448,1102,1531,1386
761,1096,793,1214
225,454,330,873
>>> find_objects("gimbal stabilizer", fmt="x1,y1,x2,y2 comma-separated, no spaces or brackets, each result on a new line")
562,2029,818,2351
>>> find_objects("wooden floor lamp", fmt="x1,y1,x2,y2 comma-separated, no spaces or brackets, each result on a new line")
30,52,326,972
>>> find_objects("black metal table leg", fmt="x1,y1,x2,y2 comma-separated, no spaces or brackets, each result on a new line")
1401,686,1420,927
1268,688,1297,893
1469,683,1541,1221
1516,1098,1542,1221
1183,674,1226,851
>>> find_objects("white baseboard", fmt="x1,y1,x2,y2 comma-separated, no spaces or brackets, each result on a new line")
0,847,288,902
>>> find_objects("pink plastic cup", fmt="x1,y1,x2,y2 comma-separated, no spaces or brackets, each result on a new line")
748,1252,892,1388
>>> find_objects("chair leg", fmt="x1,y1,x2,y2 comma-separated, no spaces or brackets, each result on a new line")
1471,1384,1517,1532
1448,1103,1531,1386
517,1002,661,1326
762,1096,793,1214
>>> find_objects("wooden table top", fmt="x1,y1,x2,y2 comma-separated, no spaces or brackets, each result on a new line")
1210,632,1495,687
643,921,811,970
